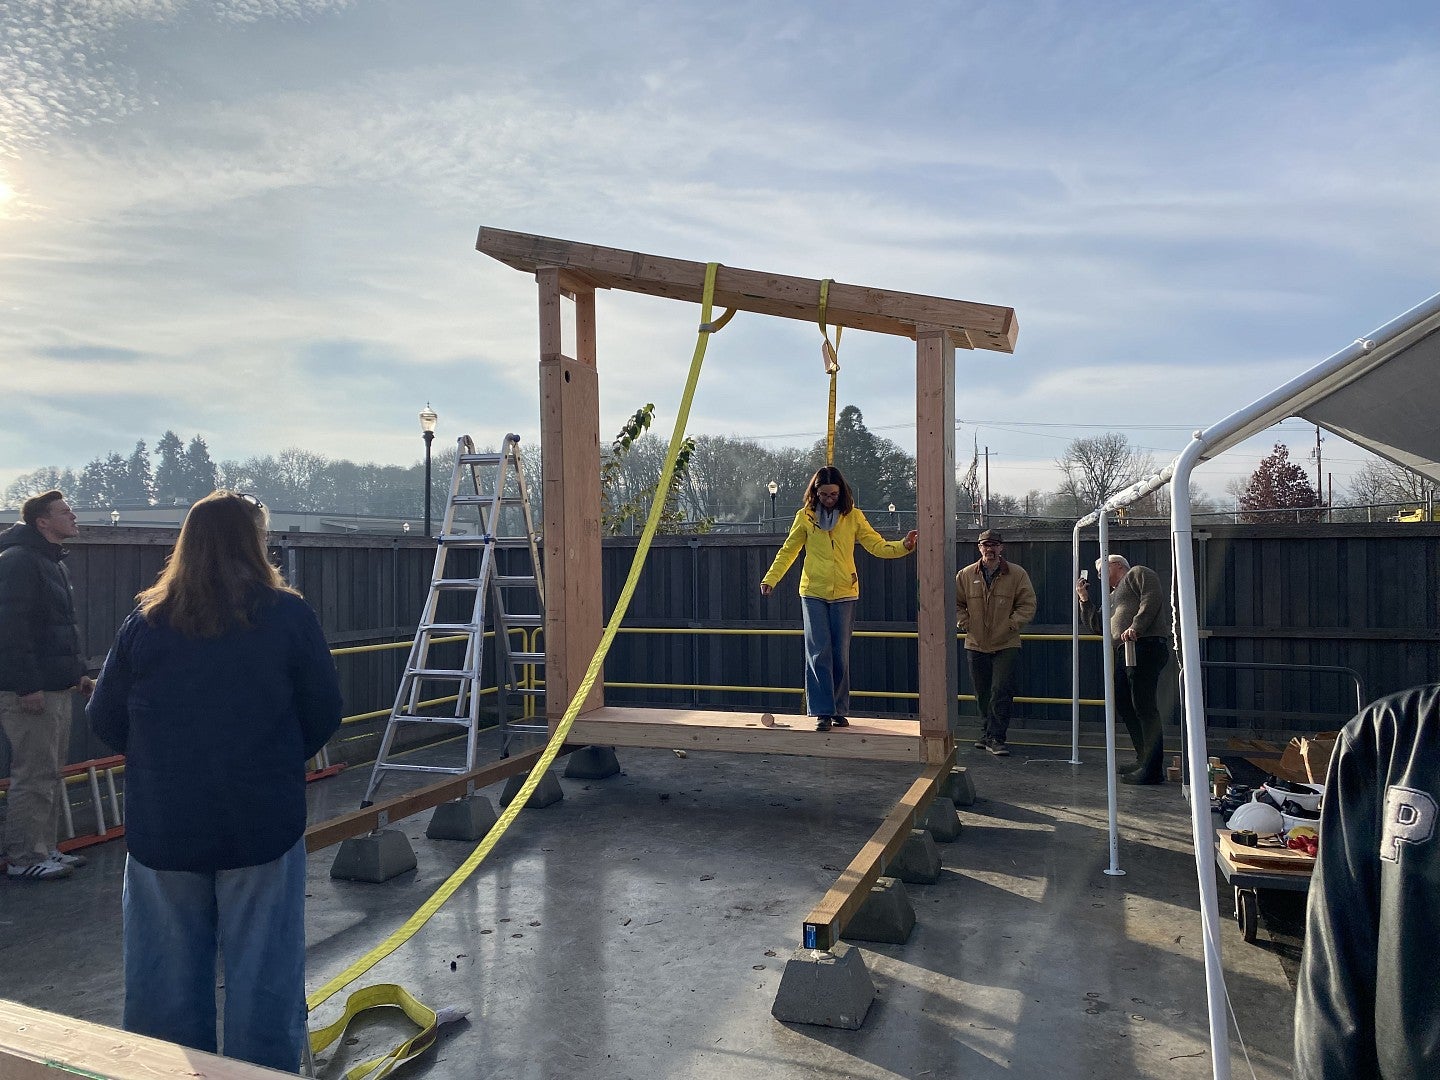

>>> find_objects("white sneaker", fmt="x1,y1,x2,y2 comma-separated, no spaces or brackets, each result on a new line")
6,857,73,881
48,849,88,868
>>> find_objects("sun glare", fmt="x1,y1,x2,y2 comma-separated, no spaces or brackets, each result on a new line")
0,180,14,208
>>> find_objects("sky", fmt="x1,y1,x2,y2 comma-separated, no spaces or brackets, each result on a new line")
3,0,1439,509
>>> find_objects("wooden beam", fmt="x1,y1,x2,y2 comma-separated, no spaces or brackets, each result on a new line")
477,227,1017,352
0,997,292,1078
915,327,958,762
536,269,605,721
304,747,546,851
801,749,955,950
566,707,924,762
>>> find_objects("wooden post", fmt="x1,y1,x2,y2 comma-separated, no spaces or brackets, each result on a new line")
915,326,958,762
537,268,605,722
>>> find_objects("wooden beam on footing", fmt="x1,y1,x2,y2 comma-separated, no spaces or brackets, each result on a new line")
0,997,291,1078
800,748,956,951
304,747,548,852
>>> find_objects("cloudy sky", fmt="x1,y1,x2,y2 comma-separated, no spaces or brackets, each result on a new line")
3,0,1438,507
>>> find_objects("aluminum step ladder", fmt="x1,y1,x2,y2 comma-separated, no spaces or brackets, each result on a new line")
361,433,546,806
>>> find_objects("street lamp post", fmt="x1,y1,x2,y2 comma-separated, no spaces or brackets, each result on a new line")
888,502,896,530
420,404,438,538
767,480,778,532
109,509,119,527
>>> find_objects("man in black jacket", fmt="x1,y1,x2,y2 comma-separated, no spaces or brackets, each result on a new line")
0,490,91,881
1294,684,1440,1078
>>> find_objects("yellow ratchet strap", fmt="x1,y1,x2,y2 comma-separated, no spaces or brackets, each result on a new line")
304,262,727,1075
818,279,841,465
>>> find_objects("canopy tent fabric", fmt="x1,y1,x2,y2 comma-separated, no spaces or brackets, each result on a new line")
1069,288,1440,1080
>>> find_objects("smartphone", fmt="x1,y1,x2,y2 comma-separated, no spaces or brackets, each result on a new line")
1080,569,1089,582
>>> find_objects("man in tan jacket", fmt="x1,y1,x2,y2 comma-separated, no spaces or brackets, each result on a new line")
957,530,1036,756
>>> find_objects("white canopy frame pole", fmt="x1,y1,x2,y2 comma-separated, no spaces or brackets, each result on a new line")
1097,510,1124,878
1171,440,1230,1080
1069,523,1084,765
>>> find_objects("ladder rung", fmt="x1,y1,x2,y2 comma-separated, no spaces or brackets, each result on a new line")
506,651,545,664
434,578,483,589
500,615,543,628
436,535,491,547
494,575,538,588
420,623,481,634
458,454,503,466
373,762,477,776
407,668,482,679
385,713,473,726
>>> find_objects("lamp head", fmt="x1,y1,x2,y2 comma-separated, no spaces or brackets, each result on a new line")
419,404,438,435
767,480,778,496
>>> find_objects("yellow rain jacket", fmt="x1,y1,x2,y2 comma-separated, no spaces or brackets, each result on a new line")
762,508,911,601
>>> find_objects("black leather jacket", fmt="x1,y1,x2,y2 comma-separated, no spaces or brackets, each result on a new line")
0,523,85,695
1295,684,1440,1078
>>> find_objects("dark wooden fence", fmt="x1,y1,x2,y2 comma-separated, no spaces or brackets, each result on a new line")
8,521,1440,776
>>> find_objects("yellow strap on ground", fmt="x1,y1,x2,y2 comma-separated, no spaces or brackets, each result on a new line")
308,983,446,1080
304,262,725,1070
818,279,841,464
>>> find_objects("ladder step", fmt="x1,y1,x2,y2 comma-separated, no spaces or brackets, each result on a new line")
420,623,482,634
451,495,529,507
457,454,503,466
499,615,543,628
434,578,484,589
436,535,491,547
408,668,482,679
385,713,473,727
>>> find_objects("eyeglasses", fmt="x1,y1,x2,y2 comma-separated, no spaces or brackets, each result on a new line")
816,488,841,499
237,492,265,509
979,541,1001,548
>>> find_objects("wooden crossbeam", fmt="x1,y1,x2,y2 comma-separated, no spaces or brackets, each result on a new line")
800,748,956,951
476,227,1017,352
0,997,291,1078
304,746,548,852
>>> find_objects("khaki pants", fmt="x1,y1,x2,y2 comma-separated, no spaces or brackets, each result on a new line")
1,690,72,867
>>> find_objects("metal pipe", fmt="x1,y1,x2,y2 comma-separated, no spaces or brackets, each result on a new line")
1172,435,1232,1080
1070,522,1084,764
1097,512,1123,878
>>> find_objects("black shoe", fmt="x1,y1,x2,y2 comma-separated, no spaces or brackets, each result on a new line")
1120,771,1164,785
1115,761,1142,775
830,715,849,728
815,717,832,732
974,737,989,750
984,736,1012,757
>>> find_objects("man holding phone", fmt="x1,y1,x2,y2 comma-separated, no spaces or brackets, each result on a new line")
1076,554,1172,784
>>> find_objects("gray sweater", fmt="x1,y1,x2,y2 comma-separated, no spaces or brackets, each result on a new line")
1082,565,1172,642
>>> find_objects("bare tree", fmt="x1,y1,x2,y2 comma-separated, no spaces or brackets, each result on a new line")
1346,457,1432,509
1055,433,1155,513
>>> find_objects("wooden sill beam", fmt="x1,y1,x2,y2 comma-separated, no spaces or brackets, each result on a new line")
476,227,1017,352
304,747,547,852
801,747,956,951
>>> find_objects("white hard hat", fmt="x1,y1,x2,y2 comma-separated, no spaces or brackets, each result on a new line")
1227,801,1285,836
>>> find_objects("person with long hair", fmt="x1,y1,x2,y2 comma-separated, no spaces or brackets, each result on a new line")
87,491,342,1070
760,466,917,731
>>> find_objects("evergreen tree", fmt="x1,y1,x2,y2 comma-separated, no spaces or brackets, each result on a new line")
184,436,219,500
1239,443,1323,523
119,440,153,507
153,431,187,505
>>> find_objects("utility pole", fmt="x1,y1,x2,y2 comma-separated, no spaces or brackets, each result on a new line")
983,446,991,527
1313,425,1323,501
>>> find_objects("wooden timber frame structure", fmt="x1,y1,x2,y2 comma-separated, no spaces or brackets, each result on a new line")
476,226,1018,770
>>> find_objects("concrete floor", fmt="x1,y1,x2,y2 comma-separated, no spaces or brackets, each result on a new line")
0,730,1303,1079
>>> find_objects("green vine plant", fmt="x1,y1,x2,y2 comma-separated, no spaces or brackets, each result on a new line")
600,403,713,536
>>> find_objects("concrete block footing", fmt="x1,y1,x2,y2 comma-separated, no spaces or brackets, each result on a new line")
426,796,498,841
923,797,963,843
771,942,876,1029
563,745,621,779
842,876,916,944
500,770,564,808
886,828,942,884
941,766,976,806
329,829,418,883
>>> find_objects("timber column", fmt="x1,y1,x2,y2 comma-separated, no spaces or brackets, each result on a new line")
537,267,605,723
915,326,959,762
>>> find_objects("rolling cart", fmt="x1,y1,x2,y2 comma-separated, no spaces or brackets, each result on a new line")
1214,829,1313,944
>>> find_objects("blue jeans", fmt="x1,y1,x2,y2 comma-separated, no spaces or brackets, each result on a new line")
122,837,308,1071
801,597,856,717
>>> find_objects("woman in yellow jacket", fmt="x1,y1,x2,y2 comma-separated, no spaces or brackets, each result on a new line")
760,466,917,731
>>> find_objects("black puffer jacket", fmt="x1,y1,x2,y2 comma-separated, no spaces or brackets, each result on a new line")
0,523,85,695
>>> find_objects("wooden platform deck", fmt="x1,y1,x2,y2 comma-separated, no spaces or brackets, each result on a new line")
565,707,927,762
